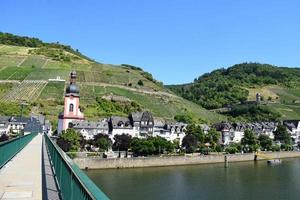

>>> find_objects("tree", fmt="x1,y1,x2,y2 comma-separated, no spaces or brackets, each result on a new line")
149,136,174,154
137,80,144,86
241,129,259,152
258,134,272,151
113,134,132,151
204,128,220,148
174,114,193,123
130,137,174,156
186,124,205,143
0,134,9,142
225,143,241,154
274,124,292,145
131,138,155,156
182,134,198,153
57,129,82,152
94,133,112,151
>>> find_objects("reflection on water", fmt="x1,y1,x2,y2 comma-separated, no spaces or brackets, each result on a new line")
86,158,300,200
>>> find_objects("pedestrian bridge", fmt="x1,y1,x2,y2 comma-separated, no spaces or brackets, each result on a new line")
0,133,109,200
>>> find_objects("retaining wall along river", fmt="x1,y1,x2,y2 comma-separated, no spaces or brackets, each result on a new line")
74,151,300,169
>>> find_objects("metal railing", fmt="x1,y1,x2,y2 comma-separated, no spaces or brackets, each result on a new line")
44,134,110,200
0,133,37,168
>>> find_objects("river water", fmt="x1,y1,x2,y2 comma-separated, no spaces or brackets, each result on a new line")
86,158,300,200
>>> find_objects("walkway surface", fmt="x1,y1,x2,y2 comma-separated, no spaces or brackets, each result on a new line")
0,134,60,200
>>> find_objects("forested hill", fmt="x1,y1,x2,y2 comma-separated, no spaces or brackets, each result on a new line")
0,32,93,61
168,63,300,110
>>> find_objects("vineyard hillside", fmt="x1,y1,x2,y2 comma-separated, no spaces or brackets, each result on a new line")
0,34,224,126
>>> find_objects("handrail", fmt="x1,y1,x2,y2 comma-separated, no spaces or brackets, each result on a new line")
44,134,110,200
0,133,37,168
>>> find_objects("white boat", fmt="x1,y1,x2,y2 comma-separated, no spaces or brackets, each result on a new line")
267,159,282,165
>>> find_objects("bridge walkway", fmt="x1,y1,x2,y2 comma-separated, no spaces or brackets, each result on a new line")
0,134,60,200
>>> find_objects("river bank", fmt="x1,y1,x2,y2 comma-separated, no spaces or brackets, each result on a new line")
74,151,300,169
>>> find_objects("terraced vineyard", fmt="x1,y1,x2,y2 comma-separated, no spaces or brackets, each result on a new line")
0,80,47,102
0,42,224,124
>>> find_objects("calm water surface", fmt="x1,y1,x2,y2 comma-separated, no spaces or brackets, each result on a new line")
86,158,300,200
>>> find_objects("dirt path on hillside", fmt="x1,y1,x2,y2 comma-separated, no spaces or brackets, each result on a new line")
82,82,179,98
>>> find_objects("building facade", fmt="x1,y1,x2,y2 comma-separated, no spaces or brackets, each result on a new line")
283,120,300,144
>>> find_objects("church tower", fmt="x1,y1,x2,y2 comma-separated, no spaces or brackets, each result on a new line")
57,71,84,134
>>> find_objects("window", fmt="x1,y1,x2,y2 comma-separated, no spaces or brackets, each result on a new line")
69,104,74,112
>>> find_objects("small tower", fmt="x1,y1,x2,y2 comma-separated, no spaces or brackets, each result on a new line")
256,93,261,103
57,71,84,134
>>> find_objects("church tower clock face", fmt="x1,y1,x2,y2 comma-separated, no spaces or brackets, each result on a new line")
57,71,85,134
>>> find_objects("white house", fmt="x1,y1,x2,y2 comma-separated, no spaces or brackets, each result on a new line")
153,120,187,145
283,120,300,144
0,116,10,136
108,116,135,141
71,119,109,140
215,122,277,145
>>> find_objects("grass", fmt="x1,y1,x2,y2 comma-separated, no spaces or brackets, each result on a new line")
0,45,30,55
25,69,70,80
81,86,224,123
39,81,65,101
20,55,47,68
9,66,37,80
0,83,14,98
0,55,25,68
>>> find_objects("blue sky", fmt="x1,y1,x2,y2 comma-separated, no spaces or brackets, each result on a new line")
1,0,300,84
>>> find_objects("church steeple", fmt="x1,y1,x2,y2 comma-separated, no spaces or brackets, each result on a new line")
66,71,79,96
57,71,84,134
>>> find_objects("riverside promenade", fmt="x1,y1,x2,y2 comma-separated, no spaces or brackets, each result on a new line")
0,134,60,200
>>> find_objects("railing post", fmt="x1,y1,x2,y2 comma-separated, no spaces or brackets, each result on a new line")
70,173,74,200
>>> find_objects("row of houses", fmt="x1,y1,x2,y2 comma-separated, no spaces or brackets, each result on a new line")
69,111,187,144
0,115,51,136
214,121,300,145
56,72,300,147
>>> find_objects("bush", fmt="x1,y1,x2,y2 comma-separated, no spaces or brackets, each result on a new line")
137,80,144,86
174,114,193,123
57,128,81,152
215,144,223,152
225,146,238,154
280,144,293,151
0,134,9,142
270,145,280,152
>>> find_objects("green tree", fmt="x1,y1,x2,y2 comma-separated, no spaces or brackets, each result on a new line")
274,124,292,145
258,134,272,151
149,136,175,154
131,138,155,156
204,128,220,148
113,134,132,151
182,134,198,153
174,114,193,123
186,124,205,143
137,80,144,86
57,128,81,152
94,133,112,151
241,129,259,153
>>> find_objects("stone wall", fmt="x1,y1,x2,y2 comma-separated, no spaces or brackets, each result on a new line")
73,151,300,169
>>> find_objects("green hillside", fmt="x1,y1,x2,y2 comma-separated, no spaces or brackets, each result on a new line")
168,63,300,121
0,33,224,126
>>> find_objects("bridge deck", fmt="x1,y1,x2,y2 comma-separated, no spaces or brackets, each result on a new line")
0,134,60,200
